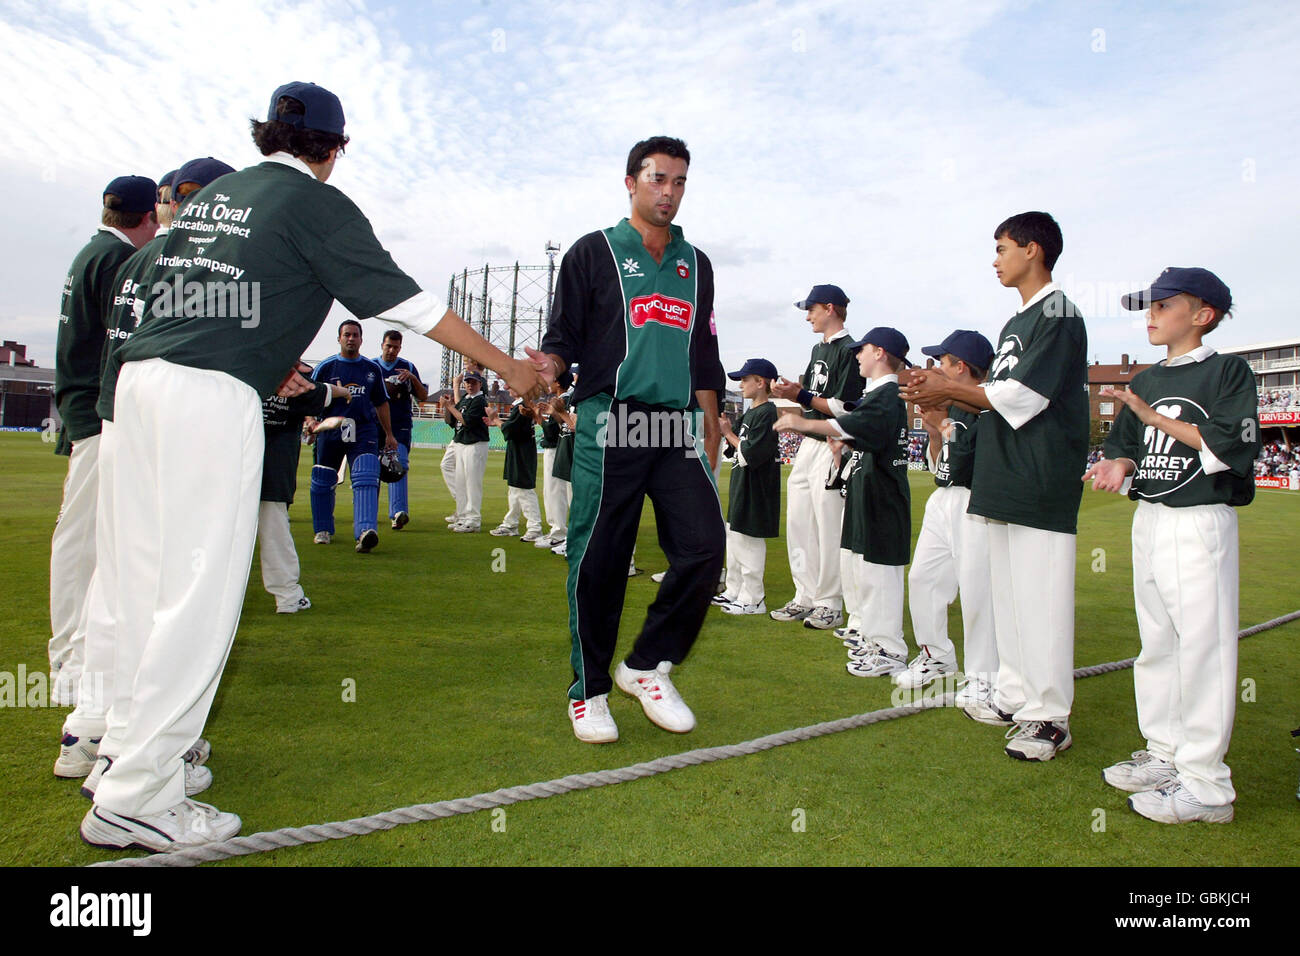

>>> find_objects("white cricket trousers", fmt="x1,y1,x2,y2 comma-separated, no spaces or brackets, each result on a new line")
258,500,305,611
94,359,263,818
453,441,489,525
49,430,101,700
785,437,844,611
1131,501,1239,806
502,485,543,534
985,519,1075,723
440,442,461,514
723,526,767,606
541,448,570,537
907,486,996,677
64,424,116,737
840,549,906,658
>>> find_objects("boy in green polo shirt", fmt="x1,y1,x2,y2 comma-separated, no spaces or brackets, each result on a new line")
776,328,913,676
715,359,781,615
1084,267,1258,824
487,388,543,542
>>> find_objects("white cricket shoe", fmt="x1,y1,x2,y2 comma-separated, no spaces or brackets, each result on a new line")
391,511,410,530
277,596,312,614
651,571,667,583
615,661,696,733
628,562,640,577
1004,719,1072,761
711,592,737,606
892,647,957,689
845,644,907,677
489,525,518,536
80,798,241,853
953,676,992,710
770,601,811,622
355,529,379,553
313,531,332,544
444,514,459,523
1103,750,1178,793
568,694,618,744
534,533,557,548
54,730,102,778
722,600,767,615
802,606,843,630
551,539,568,556
1127,781,1233,824
521,529,543,543
183,738,211,766
81,755,212,799
451,521,480,533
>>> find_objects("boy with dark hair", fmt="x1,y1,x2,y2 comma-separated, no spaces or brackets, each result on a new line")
1084,267,1258,824
777,328,912,677
899,331,997,698
770,284,866,630
444,370,490,532
902,211,1088,761
715,359,781,615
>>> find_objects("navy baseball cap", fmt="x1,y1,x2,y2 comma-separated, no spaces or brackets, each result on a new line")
850,327,913,367
921,330,995,373
172,157,235,195
1121,267,1231,313
103,175,157,214
464,371,485,385
156,170,177,199
795,284,850,310
268,81,346,135
728,358,778,381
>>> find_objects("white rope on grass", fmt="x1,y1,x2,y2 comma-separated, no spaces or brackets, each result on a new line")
93,609,1300,868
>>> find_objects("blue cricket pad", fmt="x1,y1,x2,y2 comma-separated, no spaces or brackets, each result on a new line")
351,453,380,537
310,465,338,534
389,444,410,517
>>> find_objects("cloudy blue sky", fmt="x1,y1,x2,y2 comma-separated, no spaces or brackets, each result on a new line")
2,0,1297,382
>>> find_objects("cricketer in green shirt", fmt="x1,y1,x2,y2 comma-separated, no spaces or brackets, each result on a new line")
833,376,912,566
727,400,780,538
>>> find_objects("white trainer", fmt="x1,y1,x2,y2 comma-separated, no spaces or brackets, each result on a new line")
1004,719,1072,761
277,596,312,614
81,755,212,799
391,511,410,530
451,522,480,533
80,799,241,853
1103,750,1178,793
802,606,843,630
568,694,618,743
444,514,458,523
722,600,767,615
615,661,696,733
54,730,102,778
183,738,211,766
953,676,992,709
892,647,957,689
521,529,543,543
489,525,518,537
845,644,907,677
551,540,568,556
1127,781,1234,824
769,601,811,622
313,531,332,544
534,533,557,548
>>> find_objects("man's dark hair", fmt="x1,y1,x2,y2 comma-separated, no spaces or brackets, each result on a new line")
993,211,1063,271
101,194,150,230
338,319,362,336
250,95,350,164
626,136,690,177
382,329,402,343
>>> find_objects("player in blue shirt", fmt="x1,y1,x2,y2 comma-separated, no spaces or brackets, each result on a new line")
374,329,427,530
308,319,396,552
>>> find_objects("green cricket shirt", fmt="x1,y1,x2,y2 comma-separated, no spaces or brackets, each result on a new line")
834,377,911,565
117,157,422,400
97,231,169,422
800,330,866,442
453,393,488,444
1103,349,1259,507
968,289,1089,534
540,219,724,409
501,400,539,489
932,405,980,489
727,400,780,538
56,228,139,445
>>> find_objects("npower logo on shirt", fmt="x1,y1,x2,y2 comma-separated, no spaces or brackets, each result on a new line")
629,294,693,330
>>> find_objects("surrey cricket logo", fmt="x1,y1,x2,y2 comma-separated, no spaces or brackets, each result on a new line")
1133,395,1207,497
988,336,1022,380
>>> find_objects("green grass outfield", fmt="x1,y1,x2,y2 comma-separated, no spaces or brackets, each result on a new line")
1,430,1297,867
